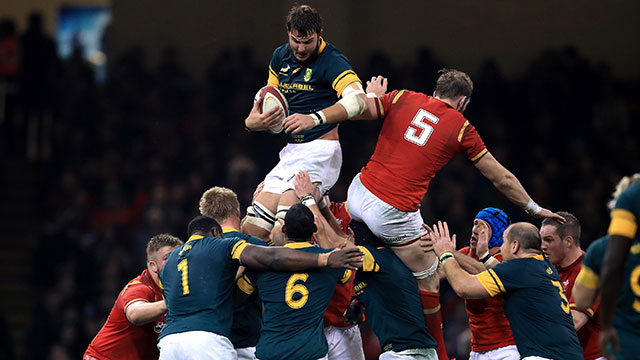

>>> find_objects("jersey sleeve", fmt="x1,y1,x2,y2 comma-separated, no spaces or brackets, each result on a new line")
475,260,522,296
575,237,606,290
267,48,281,87
237,272,257,295
119,280,156,311
229,238,250,260
377,89,404,119
357,246,381,273
458,121,487,162
325,49,360,97
608,188,638,238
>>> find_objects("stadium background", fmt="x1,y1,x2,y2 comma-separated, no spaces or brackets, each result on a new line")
0,0,638,359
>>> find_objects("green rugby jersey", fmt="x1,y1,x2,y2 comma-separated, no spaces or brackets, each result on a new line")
354,245,436,353
159,235,248,340
268,38,361,143
238,242,351,360
577,235,640,360
477,254,583,359
223,228,267,349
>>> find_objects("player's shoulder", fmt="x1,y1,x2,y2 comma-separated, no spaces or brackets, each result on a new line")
224,230,266,246
271,43,291,62
616,182,640,209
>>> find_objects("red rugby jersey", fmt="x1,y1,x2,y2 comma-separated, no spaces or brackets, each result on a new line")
84,269,165,360
459,247,516,352
558,253,602,360
324,201,357,328
361,90,487,212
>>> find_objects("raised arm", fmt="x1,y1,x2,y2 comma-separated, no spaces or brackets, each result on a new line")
430,221,491,299
125,300,167,326
239,243,363,271
473,152,564,221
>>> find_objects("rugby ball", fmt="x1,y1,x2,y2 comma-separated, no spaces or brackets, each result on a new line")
254,85,289,134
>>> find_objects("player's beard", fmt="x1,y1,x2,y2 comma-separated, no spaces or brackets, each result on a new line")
298,41,320,65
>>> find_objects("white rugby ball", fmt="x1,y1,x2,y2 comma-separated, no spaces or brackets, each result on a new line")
254,85,289,134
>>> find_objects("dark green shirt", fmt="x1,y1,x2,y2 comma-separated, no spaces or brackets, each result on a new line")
477,255,583,359
354,245,436,353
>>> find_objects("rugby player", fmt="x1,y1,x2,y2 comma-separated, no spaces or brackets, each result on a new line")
158,215,363,359
431,221,583,359
242,4,367,243
540,212,602,359
84,234,183,360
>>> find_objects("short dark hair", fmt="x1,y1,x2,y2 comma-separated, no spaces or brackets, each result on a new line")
146,234,183,262
506,222,541,252
284,204,317,240
188,215,223,238
434,68,473,99
286,4,322,37
350,220,385,247
541,212,581,246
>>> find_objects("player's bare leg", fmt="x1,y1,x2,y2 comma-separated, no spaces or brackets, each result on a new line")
241,191,280,242
390,241,449,360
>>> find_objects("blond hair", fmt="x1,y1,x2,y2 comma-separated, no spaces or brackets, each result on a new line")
608,173,640,210
199,186,240,221
146,234,182,262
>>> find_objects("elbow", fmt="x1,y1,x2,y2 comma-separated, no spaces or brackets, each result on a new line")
126,312,145,326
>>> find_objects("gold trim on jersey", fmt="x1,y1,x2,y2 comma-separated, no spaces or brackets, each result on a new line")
470,148,488,162
357,246,380,272
222,227,240,234
375,97,384,118
631,243,640,255
231,240,249,260
476,269,505,296
237,274,256,295
608,209,637,238
423,305,441,315
123,298,149,311
318,38,327,54
268,66,279,87
332,70,361,98
575,266,599,290
340,269,353,284
187,235,204,244
391,90,406,104
527,254,545,261
457,120,470,142
284,242,314,249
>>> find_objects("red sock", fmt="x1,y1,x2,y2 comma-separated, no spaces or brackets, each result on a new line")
420,290,449,360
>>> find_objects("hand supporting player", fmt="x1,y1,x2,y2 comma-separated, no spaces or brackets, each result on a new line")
325,243,364,270
293,170,318,200
430,221,457,257
365,75,388,97
535,208,566,223
599,326,619,360
245,96,284,131
283,113,315,134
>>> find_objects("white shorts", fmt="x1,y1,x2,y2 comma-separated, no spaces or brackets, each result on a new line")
235,347,255,360
324,325,365,360
521,357,552,360
470,345,520,360
380,348,437,360
347,173,425,244
256,356,327,360
262,139,342,195
158,331,237,360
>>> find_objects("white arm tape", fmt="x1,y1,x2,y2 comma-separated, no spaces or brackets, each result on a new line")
338,82,366,118
524,198,542,215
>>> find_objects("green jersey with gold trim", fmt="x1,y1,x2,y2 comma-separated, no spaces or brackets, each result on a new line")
223,228,267,349
268,38,361,143
577,235,640,360
476,255,582,359
354,245,436,353
159,235,248,340
238,242,351,360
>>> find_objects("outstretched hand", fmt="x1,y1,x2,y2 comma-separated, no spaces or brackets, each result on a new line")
476,221,490,256
366,75,388,96
326,244,364,270
430,221,457,257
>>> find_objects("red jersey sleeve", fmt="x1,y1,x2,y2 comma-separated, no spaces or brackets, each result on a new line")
118,280,157,312
376,89,404,119
459,121,487,162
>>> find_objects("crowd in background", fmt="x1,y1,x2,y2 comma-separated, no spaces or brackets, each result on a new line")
1,11,639,360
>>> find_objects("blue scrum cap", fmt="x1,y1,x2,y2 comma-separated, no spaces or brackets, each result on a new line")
475,207,511,248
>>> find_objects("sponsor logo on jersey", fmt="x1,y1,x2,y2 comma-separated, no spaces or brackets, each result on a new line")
304,68,312,82
563,279,570,287
280,64,291,73
154,321,165,334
